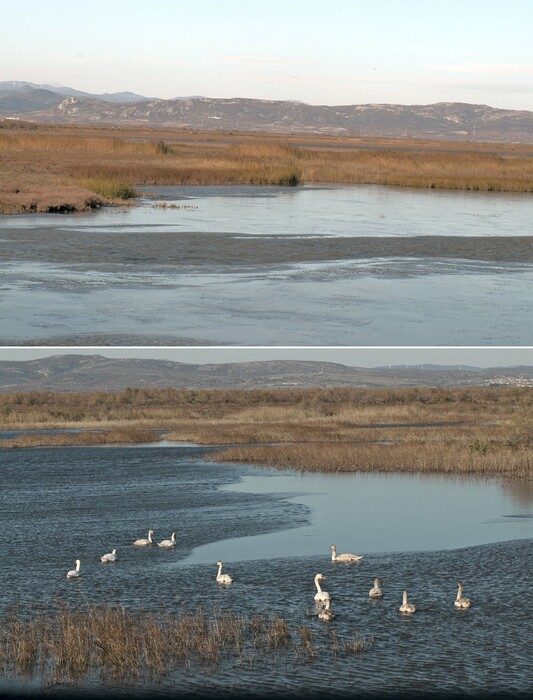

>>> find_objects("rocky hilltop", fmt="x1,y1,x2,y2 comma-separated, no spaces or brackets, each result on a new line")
1,355,532,392
1,82,533,141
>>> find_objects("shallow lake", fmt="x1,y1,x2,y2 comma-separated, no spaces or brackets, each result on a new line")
1,445,531,696
1,185,533,345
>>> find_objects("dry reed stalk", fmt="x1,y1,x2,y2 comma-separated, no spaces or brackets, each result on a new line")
342,631,372,654
0,604,378,685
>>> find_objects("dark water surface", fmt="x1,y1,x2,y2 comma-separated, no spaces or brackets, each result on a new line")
0,445,531,696
1,185,533,345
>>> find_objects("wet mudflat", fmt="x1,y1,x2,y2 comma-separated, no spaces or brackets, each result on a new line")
1,185,532,345
0,444,531,696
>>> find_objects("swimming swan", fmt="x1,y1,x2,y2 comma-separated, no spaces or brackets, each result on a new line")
454,581,472,609
216,561,233,585
369,577,384,598
67,559,81,579
399,590,416,614
158,532,177,548
100,549,118,563
318,599,336,620
133,529,154,546
314,573,331,605
329,544,363,562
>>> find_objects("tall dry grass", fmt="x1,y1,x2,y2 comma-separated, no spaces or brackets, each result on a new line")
1,386,530,429
1,386,531,480
2,123,533,212
0,132,169,156
0,604,370,685
212,439,532,479
1,428,157,449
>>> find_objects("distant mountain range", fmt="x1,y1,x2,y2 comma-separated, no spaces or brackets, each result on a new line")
1,81,533,141
0,355,532,392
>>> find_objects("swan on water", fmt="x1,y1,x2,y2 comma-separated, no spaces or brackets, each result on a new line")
314,573,331,605
100,549,118,563
318,599,336,620
369,577,384,598
329,544,363,562
454,581,472,609
158,532,177,548
133,529,155,546
399,590,416,614
216,561,233,585
67,559,81,579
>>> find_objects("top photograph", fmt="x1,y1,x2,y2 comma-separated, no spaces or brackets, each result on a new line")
1,0,532,347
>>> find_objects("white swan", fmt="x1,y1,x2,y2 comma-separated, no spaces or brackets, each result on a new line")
399,590,416,614
67,559,81,579
369,577,384,598
329,544,363,562
454,581,472,609
133,529,154,546
216,560,233,585
314,573,331,605
318,598,336,620
100,548,118,563
158,532,177,548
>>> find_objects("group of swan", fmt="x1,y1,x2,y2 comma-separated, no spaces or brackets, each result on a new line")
66,529,177,578
66,537,471,618
314,545,471,619
132,529,177,548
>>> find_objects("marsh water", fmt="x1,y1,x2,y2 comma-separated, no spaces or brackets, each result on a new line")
1,444,532,696
1,185,533,345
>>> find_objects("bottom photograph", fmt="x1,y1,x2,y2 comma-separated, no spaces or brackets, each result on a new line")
0,346,532,699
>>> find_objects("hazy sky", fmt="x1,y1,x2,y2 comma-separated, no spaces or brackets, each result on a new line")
0,347,531,368
3,0,533,110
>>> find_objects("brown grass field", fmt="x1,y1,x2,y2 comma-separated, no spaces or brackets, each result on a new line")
2,121,533,212
1,387,531,480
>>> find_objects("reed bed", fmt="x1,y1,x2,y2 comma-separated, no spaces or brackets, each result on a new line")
0,132,169,155
1,386,531,480
0,604,371,686
1,428,157,449
1,386,530,428
212,440,533,479
2,122,533,212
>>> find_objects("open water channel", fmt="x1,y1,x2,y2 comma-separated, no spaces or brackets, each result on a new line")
1,185,532,345
1,444,531,696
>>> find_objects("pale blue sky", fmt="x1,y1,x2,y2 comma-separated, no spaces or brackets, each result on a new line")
0,348,532,368
2,0,533,109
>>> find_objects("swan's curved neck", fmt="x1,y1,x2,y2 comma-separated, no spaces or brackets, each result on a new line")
403,591,407,604
457,584,463,600
171,533,176,542
148,531,153,542
76,560,80,571
217,563,223,576
330,547,337,561
314,576,323,593
374,578,380,586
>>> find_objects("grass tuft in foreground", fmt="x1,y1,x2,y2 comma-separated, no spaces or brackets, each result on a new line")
76,176,137,200
0,604,371,686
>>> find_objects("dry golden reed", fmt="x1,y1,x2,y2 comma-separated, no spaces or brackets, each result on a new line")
0,604,371,685
2,122,533,212
1,386,532,480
